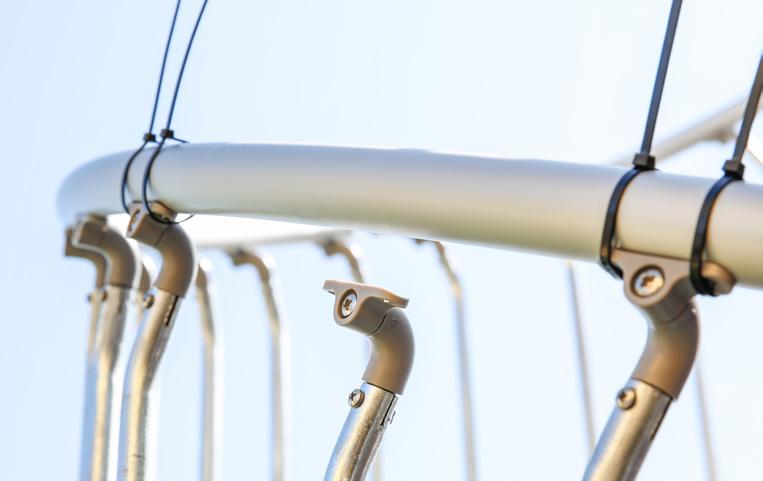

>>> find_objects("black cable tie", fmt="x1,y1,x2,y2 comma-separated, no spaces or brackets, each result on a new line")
599,0,682,278
690,54,762,295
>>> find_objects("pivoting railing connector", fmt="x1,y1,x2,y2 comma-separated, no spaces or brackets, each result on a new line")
74,215,137,289
71,216,137,481
323,280,414,481
583,249,734,481
125,203,196,297
65,227,108,291
325,280,414,396
320,237,367,283
195,258,223,481
228,248,289,481
118,203,197,481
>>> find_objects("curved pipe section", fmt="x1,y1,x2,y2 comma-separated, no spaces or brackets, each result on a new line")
323,280,414,481
73,218,137,481
195,259,223,481
583,249,732,481
117,204,196,481
229,249,288,481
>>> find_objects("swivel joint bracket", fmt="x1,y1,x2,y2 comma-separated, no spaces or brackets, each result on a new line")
611,249,734,399
73,216,137,289
126,203,196,297
65,227,108,289
324,280,414,395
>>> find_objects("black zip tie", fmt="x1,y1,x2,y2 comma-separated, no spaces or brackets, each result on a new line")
599,0,683,278
120,0,183,215
690,54,763,296
141,0,210,225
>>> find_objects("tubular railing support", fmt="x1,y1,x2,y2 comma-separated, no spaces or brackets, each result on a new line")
322,280,414,481
73,216,138,481
117,203,196,481
229,249,290,481
195,259,223,481
320,237,388,481
415,239,479,481
583,249,733,481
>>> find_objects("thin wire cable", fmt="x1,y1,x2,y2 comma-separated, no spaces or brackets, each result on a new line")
120,0,183,214
142,0,210,224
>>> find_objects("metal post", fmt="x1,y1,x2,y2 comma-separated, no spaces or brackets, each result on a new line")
65,229,109,481
73,217,138,481
416,240,479,481
229,249,290,481
117,204,197,481
583,250,734,481
320,237,385,481
564,261,597,453
195,259,223,481
694,364,718,481
322,281,414,481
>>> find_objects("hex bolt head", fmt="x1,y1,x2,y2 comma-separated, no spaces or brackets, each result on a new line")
340,291,358,318
616,387,637,410
348,388,365,408
633,267,665,297
142,293,155,309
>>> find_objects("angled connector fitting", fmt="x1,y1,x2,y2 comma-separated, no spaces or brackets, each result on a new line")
324,280,414,395
65,227,108,289
74,216,137,288
126,204,196,297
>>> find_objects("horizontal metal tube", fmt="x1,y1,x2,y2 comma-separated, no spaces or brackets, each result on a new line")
57,143,763,287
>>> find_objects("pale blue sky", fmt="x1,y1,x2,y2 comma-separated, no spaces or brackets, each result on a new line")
1,1,762,480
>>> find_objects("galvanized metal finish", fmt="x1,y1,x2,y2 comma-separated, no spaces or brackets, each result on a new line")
694,364,718,481
79,288,106,481
583,380,671,481
80,285,130,481
195,260,223,481
117,289,183,481
230,250,289,481
428,241,479,481
564,262,596,453
324,383,397,481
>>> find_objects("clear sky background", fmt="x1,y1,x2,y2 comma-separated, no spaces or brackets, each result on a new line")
1,1,762,480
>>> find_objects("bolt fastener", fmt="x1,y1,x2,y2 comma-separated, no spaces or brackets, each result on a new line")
616,387,637,410
348,388,365,408
633,267,665,297
142,294,155,309
340,291,358,318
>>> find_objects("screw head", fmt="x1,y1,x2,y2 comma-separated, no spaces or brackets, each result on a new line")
142,293,155,309
348,388,365,408
616,387,637,410
340,291,358,318
633,267,665,297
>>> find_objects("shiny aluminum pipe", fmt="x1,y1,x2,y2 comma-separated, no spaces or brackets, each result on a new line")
195,259,223,481
57,143,763,288
73,217,138,481
323,281,414,481
117,204,196,481
416,240,479,481
229,249,290,481
65,229,109,481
